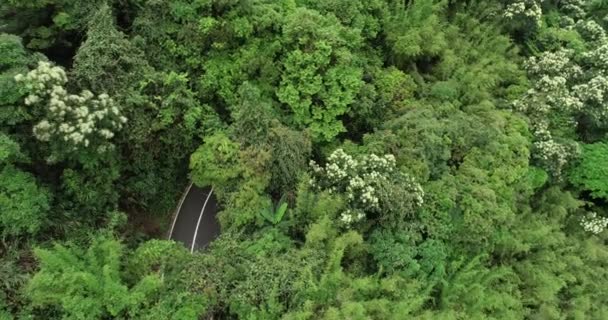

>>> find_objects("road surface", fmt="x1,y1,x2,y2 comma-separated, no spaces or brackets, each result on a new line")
169,184,221,252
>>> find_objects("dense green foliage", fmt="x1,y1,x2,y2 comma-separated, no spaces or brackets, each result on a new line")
2,0,608,319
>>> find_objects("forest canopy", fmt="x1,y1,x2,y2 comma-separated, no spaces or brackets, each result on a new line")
1,0,608,319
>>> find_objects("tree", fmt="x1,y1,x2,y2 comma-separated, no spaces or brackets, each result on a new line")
27,234,205,319
190,132,242,188
382,0,447,67
277,7,364,142
309,148,424,230
1,0,105,50
0,134,49,238
267,123,311,195
0,33,40,127
15,61,126,162
229,82,275,147
3,0,608,318
0,165,49,238
71,4,148,94
569,141,608,200
118,70,223,214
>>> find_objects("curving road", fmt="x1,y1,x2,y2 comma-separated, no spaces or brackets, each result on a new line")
169,183,221,252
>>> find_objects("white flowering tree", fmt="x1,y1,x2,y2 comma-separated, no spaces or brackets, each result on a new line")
580,212,608,235
514,49,582,178
310,149,424,228
504,0,544,27
514,2,608,178
15,61,126,161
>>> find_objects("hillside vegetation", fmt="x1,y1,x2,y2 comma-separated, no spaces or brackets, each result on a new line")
1,0,608,319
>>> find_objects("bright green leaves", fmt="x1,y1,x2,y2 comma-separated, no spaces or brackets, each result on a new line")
134,1,369,143
52,11,73,29
261,195,288,225
27,235,126,319
0,165,49,238
27,235,203,319
278,52,361,141
278,47,329,121
314,65,363,138
30,236,135,319
219,147,272,229
278,8,364,142
383,0,447,65
0,34,29,70
190,132,269,229
198,17,218,34
190,132,242,188
569,142,608,200
0,134,48,238
0,133,25,164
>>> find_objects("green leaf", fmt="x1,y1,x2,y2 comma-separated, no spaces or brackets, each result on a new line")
274,201,288,224
53,12,72,28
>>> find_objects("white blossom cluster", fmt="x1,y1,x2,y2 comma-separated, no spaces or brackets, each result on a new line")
577,19,607,43
310,149,424,227
560,16,576,29
571,16,608,125
533,138,580,178
524,49,580,78
513,0,608,176
574,75,608,108
512,0,608,180
583,43,608,69
513,7,608,177
581,212,608,235
15,61,126,152
340,210,365,225
562,0,586,19
513,18,608,178
504,0,544,26
514,48,584,178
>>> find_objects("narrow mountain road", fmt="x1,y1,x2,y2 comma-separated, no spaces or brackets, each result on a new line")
169,184,221,252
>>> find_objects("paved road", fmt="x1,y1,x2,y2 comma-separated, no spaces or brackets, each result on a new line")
169,184,221,252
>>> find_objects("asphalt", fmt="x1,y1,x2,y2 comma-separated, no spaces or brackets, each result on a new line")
169,185,221,251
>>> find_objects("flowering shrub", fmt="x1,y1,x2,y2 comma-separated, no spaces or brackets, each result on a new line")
513,1,608,179
15,61,126,155
581,212,608,234
576,19,606,42
504,0,543,27
533,137,580,178
514,49,582,178
562,0,586,19
310,149,424,227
